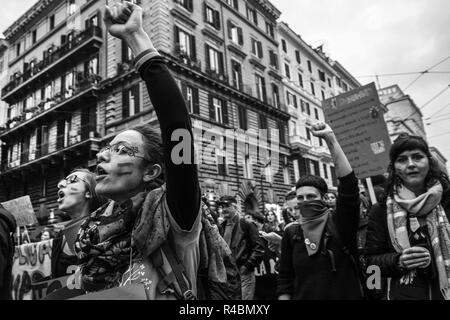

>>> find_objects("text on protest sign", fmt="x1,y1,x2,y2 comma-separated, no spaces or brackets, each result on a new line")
322,82,391,179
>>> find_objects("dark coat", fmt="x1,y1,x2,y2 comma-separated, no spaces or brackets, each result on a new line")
0,205,16,300
365,191,450,300
220,215,265,271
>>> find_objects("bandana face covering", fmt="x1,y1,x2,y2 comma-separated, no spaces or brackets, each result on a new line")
298,200,331,256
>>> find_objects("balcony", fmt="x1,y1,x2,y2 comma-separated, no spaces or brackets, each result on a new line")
173,47,202,71
289,134,312,153
2,123,101,175
2,26,103,102
205,68,229,85
0,74,101,138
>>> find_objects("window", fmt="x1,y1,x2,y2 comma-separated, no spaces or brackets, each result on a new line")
318,70,326,82
205,45,224,74
246,6,258,25
293,159,300,182
205,5,220,29
86,14,98,29
255,74,267,102
123,84,140,118
228,21,243,45
310,82,316,96
284,63,291,79
251,38,263,59
311,160,320,176
175,0,193,11
269,50,278,69
281,39,287,53
314,108,319,120
238,105,248,130
258,114,268,130
181,83,199,114
321,90,325,101
67,0,77,16
298,73,304,88
283,157,290,185
64,71,74,98
85,55,99,75
175,26,196,59
307,60,312,73
209,95,228,124
49,15,55,30
336,77,342,88
343,82,349,92
286,92,297,108
327,78,332,88
278,121,286,144
32,30,37,44
244,143,253,179
305,102,311,115
217,136,227,176
306,128,311,141
16,43,21,57
265,22,274,38
323,164,328,179
225,0,239,10
272,84,280,109
295,50,301,64
231,60,242,90
122,40,134,62
319,137,324,147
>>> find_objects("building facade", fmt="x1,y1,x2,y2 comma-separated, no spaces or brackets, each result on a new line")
0,0,296,220
378,84,427,140
278,22,361,191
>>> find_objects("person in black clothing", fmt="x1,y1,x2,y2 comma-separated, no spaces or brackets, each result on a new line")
277,121,362,300
0,204,16,300
365,133,450,300
218,195,265,300
73,2,201,299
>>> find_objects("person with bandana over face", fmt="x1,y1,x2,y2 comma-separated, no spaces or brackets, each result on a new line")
277,121,362,300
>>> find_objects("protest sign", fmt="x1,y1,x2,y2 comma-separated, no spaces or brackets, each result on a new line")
32,275,70,300
322,82,391,179
11,240,53,300
2,195,37,227
70,284,148,300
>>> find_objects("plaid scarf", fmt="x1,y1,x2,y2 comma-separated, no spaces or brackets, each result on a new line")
386,182,450,299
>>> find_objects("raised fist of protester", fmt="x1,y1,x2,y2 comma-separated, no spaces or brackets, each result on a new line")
311,121,335,141
398,246,432,270
104,2,153,56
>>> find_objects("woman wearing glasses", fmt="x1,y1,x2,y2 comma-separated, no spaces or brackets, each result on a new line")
365,133,450,300
73,2,201,298
51,169,106,279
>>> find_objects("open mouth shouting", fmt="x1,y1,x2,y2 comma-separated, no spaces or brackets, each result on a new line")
57,189,65,203
96,165,108,181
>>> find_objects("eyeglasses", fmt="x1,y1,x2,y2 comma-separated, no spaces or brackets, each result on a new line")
58,174,90,189
98,142,150,161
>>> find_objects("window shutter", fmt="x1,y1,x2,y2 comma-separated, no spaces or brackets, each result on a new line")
238,27,243,45
261,77,267,102
203,3,207,22
187,0,193,11
218,51,224,74
205,45,210,70
214,10,221,29
123,89,129,118
193,87,200,115
257,41,263,58
190,35,196,59
134,84,140,114
222,99,229,125
208,94,215,120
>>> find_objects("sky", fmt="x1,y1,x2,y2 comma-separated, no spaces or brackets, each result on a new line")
1,0,450,162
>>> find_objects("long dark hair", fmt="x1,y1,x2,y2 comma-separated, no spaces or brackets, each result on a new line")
383,133,450,203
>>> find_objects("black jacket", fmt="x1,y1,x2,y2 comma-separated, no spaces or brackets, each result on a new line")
0,205,16,300
365,193,450,300
220,215,265,271
277,172,362,300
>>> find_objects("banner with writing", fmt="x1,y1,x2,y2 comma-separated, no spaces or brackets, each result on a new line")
11,240,53,300
323,82,391,179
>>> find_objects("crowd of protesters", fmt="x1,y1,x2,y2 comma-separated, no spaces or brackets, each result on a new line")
1,2,450,301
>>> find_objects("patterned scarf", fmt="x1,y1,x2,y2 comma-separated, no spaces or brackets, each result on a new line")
74,192,146,292
386,182,450,299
